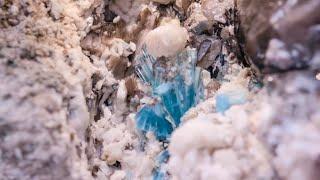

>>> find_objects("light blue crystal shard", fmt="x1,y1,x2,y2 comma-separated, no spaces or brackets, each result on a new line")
216,91,247,113
136,103,173,140
193,67,204,101
153,66,166,89
216,94,231,113
153,169,166,180
172,75,192,114
176,49,197,85
153,150,170,180
155,82,182,126
156,150,169,165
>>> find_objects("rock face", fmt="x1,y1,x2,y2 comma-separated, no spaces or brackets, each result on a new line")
237,0,320,72
0,0,96,179
259,72,320,180
1,0,320,179
0,58,92,180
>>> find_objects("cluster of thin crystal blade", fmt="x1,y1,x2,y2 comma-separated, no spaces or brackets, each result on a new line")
135,47,204,140
135,47,157,85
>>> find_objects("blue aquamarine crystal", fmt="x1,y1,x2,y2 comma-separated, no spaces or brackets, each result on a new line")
215,91,247,113
153,150,170,180
216,94,232,113
156,150,170,165
135,47,203,140
136,104,173,140
155,82,183,126
153,169,166,180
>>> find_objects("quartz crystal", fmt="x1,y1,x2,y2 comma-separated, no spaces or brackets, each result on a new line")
135,47,203,140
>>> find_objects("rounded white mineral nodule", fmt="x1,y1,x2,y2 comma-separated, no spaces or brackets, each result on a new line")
143,19,189,57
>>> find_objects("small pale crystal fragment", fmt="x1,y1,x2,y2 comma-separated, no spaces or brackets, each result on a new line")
113,16,121,23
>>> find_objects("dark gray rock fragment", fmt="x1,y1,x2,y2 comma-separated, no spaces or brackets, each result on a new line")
237,0,320,73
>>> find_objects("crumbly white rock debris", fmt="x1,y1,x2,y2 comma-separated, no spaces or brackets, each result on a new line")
201,0,234,23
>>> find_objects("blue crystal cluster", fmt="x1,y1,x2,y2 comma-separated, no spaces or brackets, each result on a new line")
135,47,203,140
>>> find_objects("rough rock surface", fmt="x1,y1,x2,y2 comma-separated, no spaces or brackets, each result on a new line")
0,0,96,178
237,0,320,73
202,0,234,23
1,0,320,179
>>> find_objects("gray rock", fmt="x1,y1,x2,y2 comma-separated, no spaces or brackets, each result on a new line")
237,0,320,72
